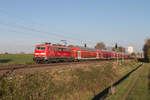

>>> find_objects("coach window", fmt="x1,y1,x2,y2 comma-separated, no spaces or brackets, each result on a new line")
58,48,62,51
67,49,71,51
63,48,70,51
63,48,66,51
53,47,58,51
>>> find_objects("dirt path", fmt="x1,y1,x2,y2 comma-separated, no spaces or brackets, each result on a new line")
107,63,150,100
125,64,150,100
122,64,144,100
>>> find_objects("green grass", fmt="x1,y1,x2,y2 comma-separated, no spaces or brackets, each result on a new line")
0,60,139,100
107,63,150,100
126,64,150,100
0,54,34,66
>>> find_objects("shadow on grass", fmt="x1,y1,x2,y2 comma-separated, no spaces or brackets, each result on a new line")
0,59,11,63
138,58,150,63
92,64,143,100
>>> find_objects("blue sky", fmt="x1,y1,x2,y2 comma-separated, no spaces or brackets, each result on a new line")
0,0,150,53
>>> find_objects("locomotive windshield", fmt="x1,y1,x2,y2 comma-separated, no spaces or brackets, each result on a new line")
36,46,46,50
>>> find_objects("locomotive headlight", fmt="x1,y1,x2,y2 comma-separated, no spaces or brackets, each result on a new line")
35,53,39,55
40,53,46,55
35,53,46,55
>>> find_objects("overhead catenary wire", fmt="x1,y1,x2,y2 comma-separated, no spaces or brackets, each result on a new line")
0,27,78,46
0,8,99,47
0,9,82,40
0,19,97,47
0,20,82,45
0,8,94,42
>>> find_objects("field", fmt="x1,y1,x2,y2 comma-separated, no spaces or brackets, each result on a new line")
0,55,141,100
0,54,34,66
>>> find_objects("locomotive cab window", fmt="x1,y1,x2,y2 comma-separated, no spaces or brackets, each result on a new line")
36,46,46,50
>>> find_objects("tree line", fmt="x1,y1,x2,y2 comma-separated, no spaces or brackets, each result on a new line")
94,42,126,52
69,42,126,52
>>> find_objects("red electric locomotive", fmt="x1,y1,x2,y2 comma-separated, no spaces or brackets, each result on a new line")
33,43,73,63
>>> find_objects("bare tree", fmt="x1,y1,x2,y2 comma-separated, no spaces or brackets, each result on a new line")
118,46,126,52
112,46,126,52
143,39,150,61
68,45,74,47
94,42,106,50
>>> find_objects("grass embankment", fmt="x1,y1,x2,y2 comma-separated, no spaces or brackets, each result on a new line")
107,63,150,100
0,54,34,66
0,60,139,100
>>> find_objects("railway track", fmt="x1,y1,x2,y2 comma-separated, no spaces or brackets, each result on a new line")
0,58,123,71
0,62,82,78
0,60,103,71
0,60,113,80
0,59,131,81
0,62,72,81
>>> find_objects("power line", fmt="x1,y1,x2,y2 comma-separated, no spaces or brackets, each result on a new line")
0,9,83,41
0,8,90,40
0,26,79,46
0,20,81,43
0,9,99,46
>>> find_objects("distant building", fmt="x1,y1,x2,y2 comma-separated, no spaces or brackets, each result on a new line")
128,46,134,54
